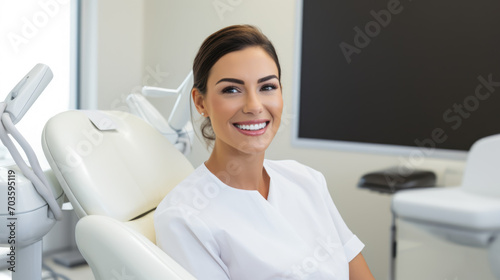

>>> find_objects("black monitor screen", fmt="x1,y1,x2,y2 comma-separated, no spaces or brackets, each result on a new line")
298,0,500,152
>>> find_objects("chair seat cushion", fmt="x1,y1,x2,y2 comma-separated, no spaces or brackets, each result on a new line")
392,187,500,231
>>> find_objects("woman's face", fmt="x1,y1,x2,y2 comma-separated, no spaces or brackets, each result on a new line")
194,46,283,155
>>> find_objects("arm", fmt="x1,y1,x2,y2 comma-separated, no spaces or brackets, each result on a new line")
349,253,375,280
310,166,373,279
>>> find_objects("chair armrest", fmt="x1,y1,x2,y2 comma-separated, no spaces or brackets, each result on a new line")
76,215,196,280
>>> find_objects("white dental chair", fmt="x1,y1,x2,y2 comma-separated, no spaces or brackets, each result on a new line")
41,110,196,280
392,134,500,279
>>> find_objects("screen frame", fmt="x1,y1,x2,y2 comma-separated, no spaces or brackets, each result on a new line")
291,0,468,161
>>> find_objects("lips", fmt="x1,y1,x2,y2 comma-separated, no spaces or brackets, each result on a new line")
233,120,269,136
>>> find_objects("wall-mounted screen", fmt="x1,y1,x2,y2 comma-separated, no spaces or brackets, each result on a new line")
293,0,500,160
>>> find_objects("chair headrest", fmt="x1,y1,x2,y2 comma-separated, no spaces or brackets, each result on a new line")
42,110,194,221
462,134,500,195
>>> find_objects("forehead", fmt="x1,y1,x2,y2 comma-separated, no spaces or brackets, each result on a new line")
208,47,279,82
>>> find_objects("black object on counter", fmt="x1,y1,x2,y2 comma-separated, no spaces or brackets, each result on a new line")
358,167,436,194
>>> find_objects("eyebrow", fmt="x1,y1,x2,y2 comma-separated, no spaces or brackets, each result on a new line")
216,78,244,85
258,75,279,83
215,75,279,85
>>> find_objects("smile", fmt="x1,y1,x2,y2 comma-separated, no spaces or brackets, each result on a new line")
233,121,270,136
234,122,268,131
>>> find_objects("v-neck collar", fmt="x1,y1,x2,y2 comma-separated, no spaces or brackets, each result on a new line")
200,159,275,202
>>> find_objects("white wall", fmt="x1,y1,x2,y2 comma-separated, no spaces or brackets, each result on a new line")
80,0,144,110
85,0,467,278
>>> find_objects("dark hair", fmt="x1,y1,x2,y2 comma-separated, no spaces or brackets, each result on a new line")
192,24,281,144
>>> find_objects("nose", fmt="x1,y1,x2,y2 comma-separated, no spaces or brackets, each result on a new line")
243,89,263,114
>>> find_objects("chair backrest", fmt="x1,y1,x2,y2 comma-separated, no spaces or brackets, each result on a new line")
462,134,500,196
42,110,194,228
42,110,196,279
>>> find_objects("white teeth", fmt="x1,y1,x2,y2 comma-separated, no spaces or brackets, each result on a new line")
235,122,267,131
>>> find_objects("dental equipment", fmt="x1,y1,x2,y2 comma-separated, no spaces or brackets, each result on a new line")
392,134,500,279
0,64,64,280
126,71,194,155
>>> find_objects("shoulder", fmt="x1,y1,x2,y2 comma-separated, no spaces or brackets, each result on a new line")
155,164,212,218
265,159,325,185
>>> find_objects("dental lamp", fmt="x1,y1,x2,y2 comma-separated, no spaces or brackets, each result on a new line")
0,64,64,280
126,71,194,155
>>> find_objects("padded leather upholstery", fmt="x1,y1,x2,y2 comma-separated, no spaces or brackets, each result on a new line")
42,110,196,280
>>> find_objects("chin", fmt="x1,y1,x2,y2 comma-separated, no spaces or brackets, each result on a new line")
234,140,271,155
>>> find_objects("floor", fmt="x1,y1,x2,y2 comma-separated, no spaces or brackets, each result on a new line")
0,252,94,280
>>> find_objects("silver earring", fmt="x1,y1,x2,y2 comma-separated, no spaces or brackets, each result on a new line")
201,112,205,116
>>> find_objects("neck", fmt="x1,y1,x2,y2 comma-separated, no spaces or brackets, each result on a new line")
205,143,269,198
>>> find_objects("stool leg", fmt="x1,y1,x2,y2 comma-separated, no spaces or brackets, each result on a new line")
390,212,397,280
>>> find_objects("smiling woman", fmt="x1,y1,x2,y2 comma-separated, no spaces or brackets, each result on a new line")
197,46,282,161
154,25,375,280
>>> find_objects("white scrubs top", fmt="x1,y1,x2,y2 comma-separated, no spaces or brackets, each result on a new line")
154,160,364,280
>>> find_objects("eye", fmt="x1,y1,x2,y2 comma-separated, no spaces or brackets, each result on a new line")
221,86,240,94
260,83,278,92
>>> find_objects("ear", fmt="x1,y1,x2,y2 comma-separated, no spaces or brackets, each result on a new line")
192,88,207,116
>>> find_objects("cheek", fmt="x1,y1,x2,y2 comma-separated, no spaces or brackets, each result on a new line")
209,98,239,116
269,96,284,118
206,97,239,128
